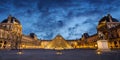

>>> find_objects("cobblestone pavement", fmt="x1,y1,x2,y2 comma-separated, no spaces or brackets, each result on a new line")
0,49,120,60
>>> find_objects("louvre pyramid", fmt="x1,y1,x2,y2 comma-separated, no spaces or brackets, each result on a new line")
45,35,73,50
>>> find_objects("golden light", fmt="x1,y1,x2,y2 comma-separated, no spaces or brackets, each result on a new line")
95,44,98,47
55,47,64,50
8,44,11,46
56,51,63,55
17,49,24,55
96,51,101,55
17,51,23,55
22,45,25,47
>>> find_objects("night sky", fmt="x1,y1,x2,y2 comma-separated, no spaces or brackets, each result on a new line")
0,0,120,40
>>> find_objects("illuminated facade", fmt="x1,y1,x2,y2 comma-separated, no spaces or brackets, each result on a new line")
0,15,22,49
80,14,120,49
0,15,40,49
0,14,120,50
97,14,120,49
21,33,41,49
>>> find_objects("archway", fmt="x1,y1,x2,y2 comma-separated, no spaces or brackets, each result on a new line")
114,41,118,48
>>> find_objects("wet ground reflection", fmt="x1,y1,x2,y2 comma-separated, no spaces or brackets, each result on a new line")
0,49,120,60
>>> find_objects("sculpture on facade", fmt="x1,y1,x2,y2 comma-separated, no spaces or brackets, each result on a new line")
98,31,105,40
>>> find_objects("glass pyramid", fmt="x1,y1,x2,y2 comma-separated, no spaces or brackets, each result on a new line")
45,35,73,50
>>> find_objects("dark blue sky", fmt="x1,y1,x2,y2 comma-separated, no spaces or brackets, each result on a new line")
0,0,120,40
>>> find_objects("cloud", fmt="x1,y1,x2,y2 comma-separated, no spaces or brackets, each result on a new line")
0,0,120,40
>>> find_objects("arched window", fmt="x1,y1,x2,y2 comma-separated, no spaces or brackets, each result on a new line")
114,41,118,47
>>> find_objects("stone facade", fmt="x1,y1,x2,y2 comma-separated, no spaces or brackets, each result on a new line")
80,14,120,49
0,15,22,49
0,15,40,49
21,34,41,49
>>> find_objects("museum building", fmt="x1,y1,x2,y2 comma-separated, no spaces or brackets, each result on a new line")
0,14,120,49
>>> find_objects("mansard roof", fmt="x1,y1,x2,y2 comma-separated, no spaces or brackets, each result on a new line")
99,14,119,23
1,15,21,24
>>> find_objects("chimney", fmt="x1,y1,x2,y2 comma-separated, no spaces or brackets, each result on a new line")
107,14,112,22
8,15,12,23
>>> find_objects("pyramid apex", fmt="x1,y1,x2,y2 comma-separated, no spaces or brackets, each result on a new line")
55,34,64,39
56,34,62,36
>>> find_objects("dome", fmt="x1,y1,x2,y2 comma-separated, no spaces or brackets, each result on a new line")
99,14,119,23
29,33,37,38
1,15,21,24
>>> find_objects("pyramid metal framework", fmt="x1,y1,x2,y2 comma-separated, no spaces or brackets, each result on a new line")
45,35,73,49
